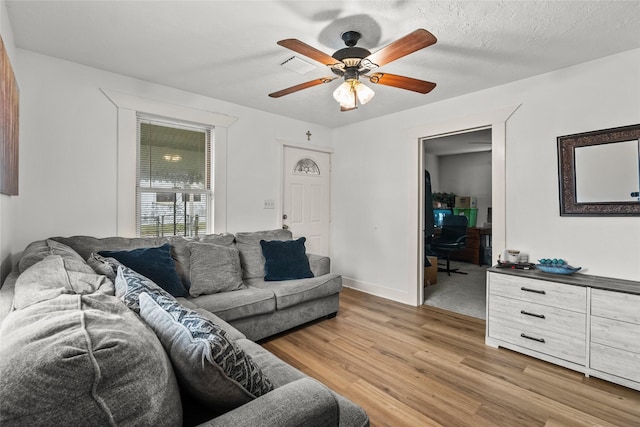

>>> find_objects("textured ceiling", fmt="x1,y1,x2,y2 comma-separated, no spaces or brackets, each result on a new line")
6,1,640,128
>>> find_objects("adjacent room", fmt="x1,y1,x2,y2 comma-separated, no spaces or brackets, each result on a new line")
1,1,639,426
423,128,493,319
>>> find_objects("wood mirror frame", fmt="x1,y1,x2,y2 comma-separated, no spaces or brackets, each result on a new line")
558,124,640,216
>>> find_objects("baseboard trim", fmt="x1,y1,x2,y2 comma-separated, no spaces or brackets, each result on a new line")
342,277,412,305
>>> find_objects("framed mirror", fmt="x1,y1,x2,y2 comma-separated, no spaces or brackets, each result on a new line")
558,124,640,216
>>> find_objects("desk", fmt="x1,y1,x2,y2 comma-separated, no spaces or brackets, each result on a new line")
433,227,492,265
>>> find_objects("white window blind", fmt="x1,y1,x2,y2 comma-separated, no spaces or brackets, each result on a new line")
136,115,212,237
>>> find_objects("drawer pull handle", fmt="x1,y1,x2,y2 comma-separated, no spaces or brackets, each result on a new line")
520,333,545,343
520,310,546,319
521,287,546,295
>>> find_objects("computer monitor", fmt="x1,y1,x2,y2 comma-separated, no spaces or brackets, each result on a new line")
433,208,453,228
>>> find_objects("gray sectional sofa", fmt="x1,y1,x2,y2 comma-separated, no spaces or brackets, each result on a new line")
0,229,369,426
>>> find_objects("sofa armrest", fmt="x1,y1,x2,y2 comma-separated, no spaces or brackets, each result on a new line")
307,254,330,277
197,378,339,427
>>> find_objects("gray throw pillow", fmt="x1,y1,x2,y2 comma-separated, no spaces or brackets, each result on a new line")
198,232,236,247
114,265,176,314
187,242,245,297
138,292,273,410
14,254,114,310
235,229,292,279
0,293,182,426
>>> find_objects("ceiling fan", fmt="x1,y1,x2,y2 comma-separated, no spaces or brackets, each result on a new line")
269,29,437,111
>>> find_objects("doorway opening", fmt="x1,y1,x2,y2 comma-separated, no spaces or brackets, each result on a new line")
422,127,492,319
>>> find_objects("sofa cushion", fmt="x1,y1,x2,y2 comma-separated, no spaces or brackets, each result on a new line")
189,287,276,322
307,253,331,277
13,254,114,310
0,293,182,426
260,237,314,281
114,265,177,314
175,296,246,341
187,242,245,296
235,229,292,279
99,243,187,297
18,239,86,274
138,292,273,411
246,273,343,310
198,232,236,247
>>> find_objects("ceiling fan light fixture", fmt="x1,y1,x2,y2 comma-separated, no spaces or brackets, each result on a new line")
271,29,436,107
332,80,375,109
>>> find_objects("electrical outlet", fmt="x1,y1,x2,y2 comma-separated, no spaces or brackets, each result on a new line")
264,199,275,209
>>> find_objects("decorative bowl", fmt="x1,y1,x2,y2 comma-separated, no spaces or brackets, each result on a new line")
535,264,581,275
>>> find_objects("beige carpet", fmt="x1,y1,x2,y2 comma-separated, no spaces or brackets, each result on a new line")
423,260,488,319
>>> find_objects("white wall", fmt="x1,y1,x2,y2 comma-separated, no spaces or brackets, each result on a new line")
436,151,492,226
10,49,332,255
0,0,18,283
332,49,640,305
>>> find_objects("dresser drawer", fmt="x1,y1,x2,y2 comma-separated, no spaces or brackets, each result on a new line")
591,289,640,324
488,272,586,312
489,295,586,338
591,343,640,383
489,316,586,364
591,316,640,353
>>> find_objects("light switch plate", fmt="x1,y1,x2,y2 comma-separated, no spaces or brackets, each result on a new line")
264,199,275,209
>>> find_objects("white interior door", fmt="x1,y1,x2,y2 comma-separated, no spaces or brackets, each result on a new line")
283,146,331,256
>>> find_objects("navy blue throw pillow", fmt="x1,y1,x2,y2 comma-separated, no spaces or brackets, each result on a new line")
260,237,314,282
98,243,187,297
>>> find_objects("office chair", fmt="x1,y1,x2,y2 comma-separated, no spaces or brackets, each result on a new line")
424,171,435,267
430,214,469,276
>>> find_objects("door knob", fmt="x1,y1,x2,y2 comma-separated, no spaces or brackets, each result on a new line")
282,224,289,230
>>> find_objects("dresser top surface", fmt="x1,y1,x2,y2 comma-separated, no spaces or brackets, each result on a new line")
488,267,640,295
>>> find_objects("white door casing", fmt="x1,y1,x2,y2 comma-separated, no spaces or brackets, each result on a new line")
282,146,331,256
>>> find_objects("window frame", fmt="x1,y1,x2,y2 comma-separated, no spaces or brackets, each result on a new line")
101,89,237,236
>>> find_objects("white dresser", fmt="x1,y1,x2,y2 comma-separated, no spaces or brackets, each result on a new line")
486,268,640,391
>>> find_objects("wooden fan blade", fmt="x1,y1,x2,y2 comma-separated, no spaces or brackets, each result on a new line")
268,77,336,98
368,73,436,94
277,39,339,66
365,29,436,68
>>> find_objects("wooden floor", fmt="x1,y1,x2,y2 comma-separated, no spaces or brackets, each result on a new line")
261,287,640,427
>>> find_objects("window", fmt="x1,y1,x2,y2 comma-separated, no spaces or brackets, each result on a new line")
137,115,212,237
293,158,320,175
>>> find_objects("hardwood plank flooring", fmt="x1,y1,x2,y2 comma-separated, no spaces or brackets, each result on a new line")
261,287,640,427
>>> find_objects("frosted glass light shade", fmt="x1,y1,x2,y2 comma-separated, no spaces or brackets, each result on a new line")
355,82,375,105
333,81,355,107
332,81,375,109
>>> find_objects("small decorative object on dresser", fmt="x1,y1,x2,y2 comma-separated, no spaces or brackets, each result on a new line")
535,258,581,275
486,267,640,391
